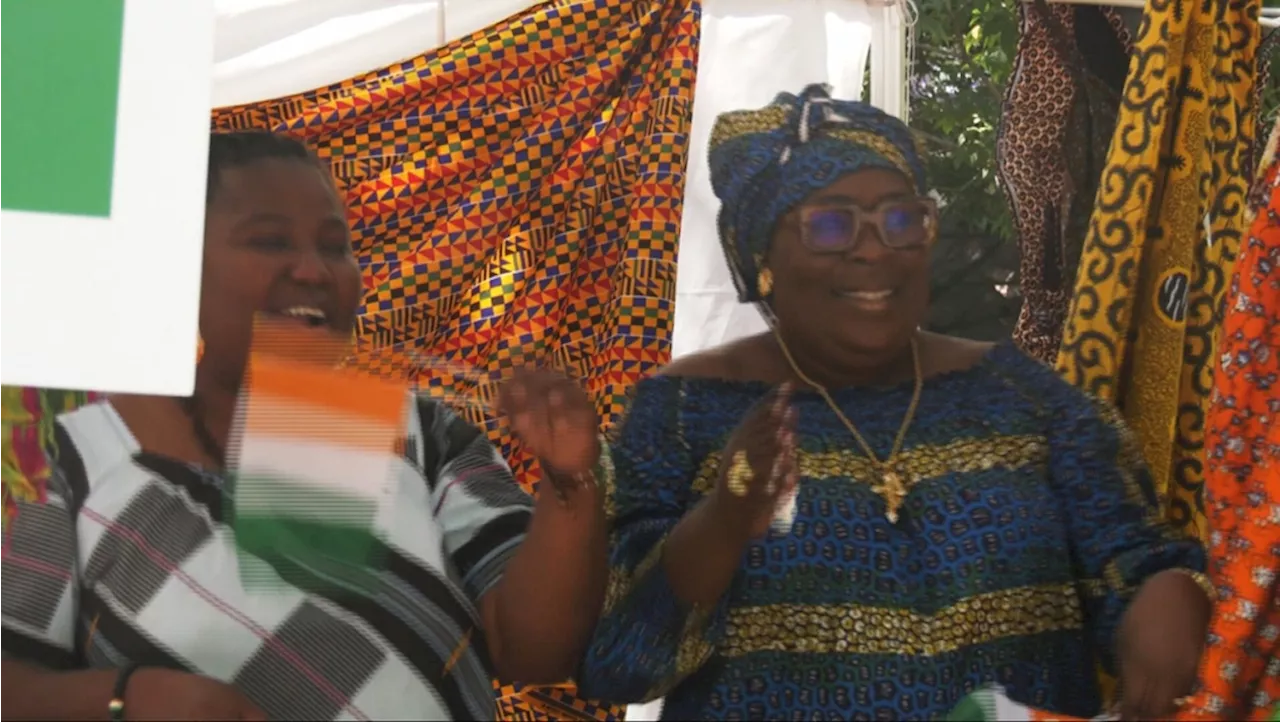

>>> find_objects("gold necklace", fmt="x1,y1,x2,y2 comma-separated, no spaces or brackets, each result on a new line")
775,334,924,523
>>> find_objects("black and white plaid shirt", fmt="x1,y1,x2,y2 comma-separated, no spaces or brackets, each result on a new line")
1,396,534,720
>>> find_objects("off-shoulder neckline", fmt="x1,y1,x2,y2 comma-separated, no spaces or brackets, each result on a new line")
643,338,1021,395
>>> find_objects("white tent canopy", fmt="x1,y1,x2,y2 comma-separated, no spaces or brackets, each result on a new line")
213,2,897,715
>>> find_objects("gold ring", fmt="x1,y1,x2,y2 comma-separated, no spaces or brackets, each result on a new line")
727,450,752,497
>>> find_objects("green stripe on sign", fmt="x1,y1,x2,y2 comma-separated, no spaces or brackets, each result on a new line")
2,0,126,217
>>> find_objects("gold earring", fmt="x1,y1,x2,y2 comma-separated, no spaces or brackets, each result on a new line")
757,267,774,297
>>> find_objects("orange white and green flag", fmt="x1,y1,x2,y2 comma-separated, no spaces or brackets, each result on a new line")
229,320,408,589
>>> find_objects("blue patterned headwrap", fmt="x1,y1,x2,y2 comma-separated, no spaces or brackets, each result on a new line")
709,84,928,303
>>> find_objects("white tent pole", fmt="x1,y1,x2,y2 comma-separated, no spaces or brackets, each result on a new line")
438,0,447,47
868,0,909,121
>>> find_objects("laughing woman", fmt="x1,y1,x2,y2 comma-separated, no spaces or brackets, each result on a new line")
576,87,1212,720
0,132,607,721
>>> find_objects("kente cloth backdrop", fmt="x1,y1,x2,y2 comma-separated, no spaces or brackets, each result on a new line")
1054,0,1263,541
211,0,698,719
1178,118,1280,722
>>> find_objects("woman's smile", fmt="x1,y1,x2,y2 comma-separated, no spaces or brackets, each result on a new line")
267,305,330,328
830,286,898,313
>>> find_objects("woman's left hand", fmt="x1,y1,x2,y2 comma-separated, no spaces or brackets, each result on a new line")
1116,569,1213,720
497,368,601,481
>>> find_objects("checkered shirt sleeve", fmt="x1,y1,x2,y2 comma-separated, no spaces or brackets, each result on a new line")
1,461,81,670
409,395,533,606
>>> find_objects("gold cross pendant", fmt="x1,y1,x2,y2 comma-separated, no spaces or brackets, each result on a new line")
873,467,908,523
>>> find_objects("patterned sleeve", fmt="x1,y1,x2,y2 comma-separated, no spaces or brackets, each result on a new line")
1,444,82,670
576,377,731,704
409,395,533,606
1047,388,1209,674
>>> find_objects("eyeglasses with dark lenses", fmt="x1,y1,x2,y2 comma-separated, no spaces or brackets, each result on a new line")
798,197,938,253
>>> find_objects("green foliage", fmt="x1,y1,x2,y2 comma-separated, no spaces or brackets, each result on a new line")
1261,29,1279,131
907,0,1023,340
911,0,1018,242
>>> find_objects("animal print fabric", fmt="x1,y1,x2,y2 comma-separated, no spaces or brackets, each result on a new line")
998,1,1131,363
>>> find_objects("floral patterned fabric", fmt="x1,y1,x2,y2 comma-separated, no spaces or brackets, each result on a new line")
1178,119,1280,722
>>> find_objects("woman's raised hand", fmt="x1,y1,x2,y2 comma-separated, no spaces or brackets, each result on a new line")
711,383,799,539
498,368,601,496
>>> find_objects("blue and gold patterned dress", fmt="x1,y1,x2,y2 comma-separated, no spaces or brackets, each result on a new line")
577,342,1206,720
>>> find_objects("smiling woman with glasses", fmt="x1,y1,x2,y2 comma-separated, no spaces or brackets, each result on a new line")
573,85,1212,720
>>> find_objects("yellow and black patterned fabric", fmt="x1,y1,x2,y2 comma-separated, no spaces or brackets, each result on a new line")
1055,0,1263,541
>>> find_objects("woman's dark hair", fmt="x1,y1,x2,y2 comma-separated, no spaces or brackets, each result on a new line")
207,131,323,202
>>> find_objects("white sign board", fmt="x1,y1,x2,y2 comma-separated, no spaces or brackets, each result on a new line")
1,0,215,396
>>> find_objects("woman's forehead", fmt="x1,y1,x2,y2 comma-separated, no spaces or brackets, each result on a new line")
210,159,342,218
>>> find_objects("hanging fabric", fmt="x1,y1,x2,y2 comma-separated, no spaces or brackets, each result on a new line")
1,387,99,527
998,0,1131,363
1055,0,1263,541
212,1,698,719
1177,117,1280,722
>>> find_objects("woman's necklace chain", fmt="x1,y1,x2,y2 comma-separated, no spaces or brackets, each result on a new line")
180,396,226,469
774,335,924,522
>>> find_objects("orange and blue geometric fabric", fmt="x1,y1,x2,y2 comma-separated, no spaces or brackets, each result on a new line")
212,0,701,718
